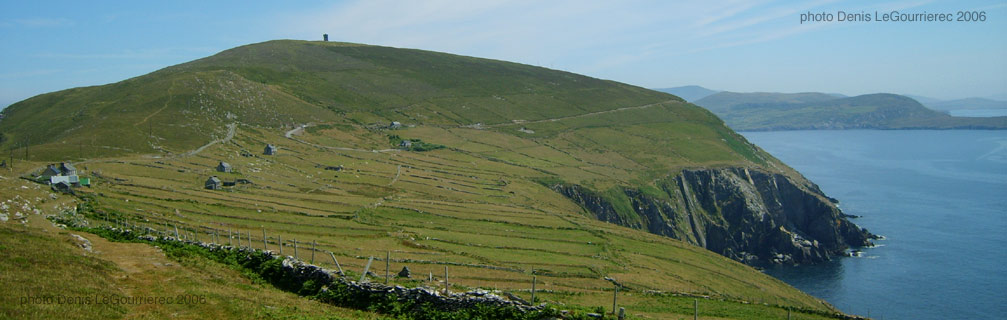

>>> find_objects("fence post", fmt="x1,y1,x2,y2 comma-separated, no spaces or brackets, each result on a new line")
279,234,283,255
360,256,374,283
788,308,791,320
531,275,537,304
329,252,344,275
174,225,180,240
294,239,298,259
618,307,625,320
694,299,698,320
228,228,232,246
385,251,390,284
247,230,252,249
444,266,450,295
262,228,267,251
612,284,619,315
311,240,316,264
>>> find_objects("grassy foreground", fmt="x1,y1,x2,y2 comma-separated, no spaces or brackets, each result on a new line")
0,220,386,319
0,119,860,319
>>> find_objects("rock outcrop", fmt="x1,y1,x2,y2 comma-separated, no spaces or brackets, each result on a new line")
552,168,875,266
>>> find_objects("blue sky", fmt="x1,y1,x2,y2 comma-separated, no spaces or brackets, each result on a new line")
1,0,1005,109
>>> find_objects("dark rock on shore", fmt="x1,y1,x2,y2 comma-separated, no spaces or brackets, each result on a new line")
551,167,876,266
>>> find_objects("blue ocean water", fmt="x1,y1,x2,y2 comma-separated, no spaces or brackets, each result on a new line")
742,130,1007,320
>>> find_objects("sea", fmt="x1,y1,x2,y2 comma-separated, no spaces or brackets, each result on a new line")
741,130,1007,320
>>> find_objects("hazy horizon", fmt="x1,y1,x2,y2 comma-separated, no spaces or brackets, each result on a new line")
2,0,1005,109
653,85,1007,102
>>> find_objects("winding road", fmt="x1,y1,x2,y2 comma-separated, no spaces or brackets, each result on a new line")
186,122,237,156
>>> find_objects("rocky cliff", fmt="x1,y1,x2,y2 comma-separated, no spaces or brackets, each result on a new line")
552,168,875,266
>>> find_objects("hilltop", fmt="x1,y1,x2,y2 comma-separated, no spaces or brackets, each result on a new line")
0,40,671,159
694,91,1007,131
1,40,873,319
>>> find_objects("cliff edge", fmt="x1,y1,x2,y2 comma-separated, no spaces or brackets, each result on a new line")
554,167,875,266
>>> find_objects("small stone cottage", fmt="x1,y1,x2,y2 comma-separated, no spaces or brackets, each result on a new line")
205,176,222,190
217,161,232,173
59,162,77,176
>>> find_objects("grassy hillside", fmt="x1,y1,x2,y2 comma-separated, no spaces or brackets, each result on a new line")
0,123,846,319
0,40,792,246
0,40,866,319
169,41,675,125
0,40,674,161
0,69,333,160
694,92,1007,130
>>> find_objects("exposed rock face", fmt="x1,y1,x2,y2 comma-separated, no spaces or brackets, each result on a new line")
552,168,874,266
70,234,93,252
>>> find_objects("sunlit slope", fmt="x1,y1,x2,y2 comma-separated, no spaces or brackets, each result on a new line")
71,123,843,318
0,40,676,160
169,40,676,125
0,70,331,159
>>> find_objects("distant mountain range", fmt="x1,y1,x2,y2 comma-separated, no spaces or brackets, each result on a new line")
690,91,1007,131
907,96,1007,111
653,85,720,102
659,86,1007,112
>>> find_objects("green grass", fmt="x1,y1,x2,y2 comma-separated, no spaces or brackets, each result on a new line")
0,221,384,320
0,223,125,319
0,39,862,319
23,121,851,319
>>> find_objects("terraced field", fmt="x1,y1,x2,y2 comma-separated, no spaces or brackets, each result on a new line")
64,119,843,319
